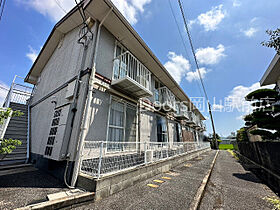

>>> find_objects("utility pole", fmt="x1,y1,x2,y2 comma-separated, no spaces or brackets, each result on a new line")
208,103,218,149
177,0,218,149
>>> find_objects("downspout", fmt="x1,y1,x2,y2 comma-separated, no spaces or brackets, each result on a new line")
26,101,31,163
71,8,113,187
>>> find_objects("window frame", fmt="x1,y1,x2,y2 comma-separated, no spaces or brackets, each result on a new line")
106,95,137,144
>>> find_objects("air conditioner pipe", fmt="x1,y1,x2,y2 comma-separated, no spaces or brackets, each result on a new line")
70,7,113,187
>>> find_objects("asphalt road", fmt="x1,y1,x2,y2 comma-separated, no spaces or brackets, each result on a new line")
75,150,217,210
199,150,277,210
0,166,66,209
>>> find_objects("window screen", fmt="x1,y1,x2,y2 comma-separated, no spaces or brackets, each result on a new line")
107,98,137,143
156,115,168,142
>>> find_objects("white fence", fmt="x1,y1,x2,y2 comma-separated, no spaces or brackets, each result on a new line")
80,141,210,178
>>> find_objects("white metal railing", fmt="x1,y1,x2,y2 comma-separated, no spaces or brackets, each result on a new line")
2,76,33,107
0,108,12,139
113,51,152,92
80,141,210,178
175,103,188,118
154,86,176,111
186,112,196,124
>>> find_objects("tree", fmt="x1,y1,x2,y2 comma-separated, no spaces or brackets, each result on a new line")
243,88,280,140
261,28,280,54
236,127,249,142
0,108,23,160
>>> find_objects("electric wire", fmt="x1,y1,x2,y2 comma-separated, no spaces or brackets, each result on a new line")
177,0,209,102
168,0,204,99
0,85,9,91
53,0,79,25
177,0,218,146
0,0,6,22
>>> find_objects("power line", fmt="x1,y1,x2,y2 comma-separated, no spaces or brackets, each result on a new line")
168,0,204,99
53,0,79,25
0,0,6,22
177,0,209,102
54,0,68,14
176,0,218,149
0,85,9,91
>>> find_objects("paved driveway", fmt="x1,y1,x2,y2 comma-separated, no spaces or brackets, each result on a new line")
75,150,217,210
0,166,66,209
199,150,277,210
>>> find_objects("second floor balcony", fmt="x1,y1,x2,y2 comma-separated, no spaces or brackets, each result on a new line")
185,112,196,126
112,51,153,98
174,103,189,120
154,87,176,112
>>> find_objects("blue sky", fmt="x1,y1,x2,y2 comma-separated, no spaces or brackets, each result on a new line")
0,0,279,136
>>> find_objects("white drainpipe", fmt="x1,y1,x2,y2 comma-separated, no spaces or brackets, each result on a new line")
71,7,113,187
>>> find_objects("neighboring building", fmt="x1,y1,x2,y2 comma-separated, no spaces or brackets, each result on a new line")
22,0,207,185
260,54,280,90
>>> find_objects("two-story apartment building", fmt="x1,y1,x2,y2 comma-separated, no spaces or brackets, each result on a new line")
24,0,207,187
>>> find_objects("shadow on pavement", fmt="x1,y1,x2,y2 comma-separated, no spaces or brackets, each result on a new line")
232,172,262,184
0,169,65,188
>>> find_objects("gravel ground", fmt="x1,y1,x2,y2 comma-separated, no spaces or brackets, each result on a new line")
75,150,217,210
199,150,277,210
0,166,67,209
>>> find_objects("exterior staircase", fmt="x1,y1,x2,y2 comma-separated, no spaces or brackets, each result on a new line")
0,75,33,167
0,102,28,166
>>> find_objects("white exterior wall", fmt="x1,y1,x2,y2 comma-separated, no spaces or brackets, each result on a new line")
30,24,97,160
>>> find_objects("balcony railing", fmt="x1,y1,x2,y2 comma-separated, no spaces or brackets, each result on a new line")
154,86,176,112
175,103,189,119
3,76,33,107
186,112,196,125
112,51,152,98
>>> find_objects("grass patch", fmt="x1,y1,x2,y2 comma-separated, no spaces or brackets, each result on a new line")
263,196,280,210
219,144,234,150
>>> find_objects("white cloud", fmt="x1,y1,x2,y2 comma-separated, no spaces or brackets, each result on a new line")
164,52,191,84
243,27,258,38
112,0,151,24
0,81,9,107
26,46,39,63
186,67,208,82
130,0,151,12
212,104,224,111
191,4,226,31
195,44,226,65
16,0,75,22
17,0,151,24
226,82,275,118
236,115,244,120
233,0,241,7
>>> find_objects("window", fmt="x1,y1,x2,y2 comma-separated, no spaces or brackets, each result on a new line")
156,115,168,142
107,97,137,143
175,123,182,142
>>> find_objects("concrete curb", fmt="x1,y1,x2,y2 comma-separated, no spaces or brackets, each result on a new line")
189,150,219,210
15,192,94,210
